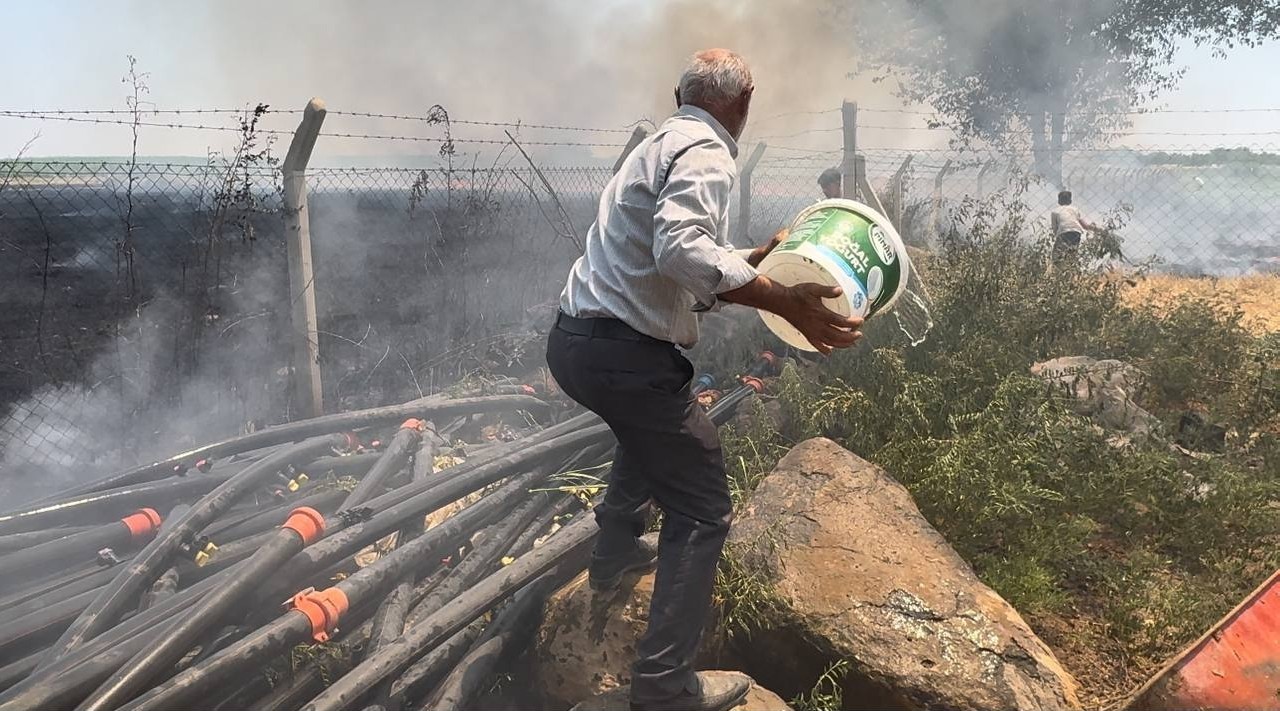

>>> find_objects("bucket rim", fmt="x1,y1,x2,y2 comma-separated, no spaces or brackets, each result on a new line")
786,198,912,313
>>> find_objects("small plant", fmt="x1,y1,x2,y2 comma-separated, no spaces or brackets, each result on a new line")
790,660,849,711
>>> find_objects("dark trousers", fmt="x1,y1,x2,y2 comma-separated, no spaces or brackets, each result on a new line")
1054,230,1082,260
546,314,731,702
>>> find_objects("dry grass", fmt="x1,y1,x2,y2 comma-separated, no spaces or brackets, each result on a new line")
1121,273,1280,335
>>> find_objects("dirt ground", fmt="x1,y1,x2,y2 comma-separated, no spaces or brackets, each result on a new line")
1121,272,1280,335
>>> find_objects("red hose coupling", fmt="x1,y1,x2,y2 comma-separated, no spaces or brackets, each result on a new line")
121,508,162,540
400,418,427,432
288,586,350,643
339,432,360,452
740,376,766,394
283,506,326,545
759,350,779,370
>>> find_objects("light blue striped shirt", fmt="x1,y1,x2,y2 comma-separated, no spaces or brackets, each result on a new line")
559,105,759,348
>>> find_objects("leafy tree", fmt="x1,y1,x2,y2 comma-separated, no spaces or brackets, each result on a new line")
856,0,1280,184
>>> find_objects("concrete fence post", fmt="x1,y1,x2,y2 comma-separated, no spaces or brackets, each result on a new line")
890,154,914,231
613,126,651,174
932,159,954,236
281,98,326,419
737,142,767,246
854,155,888,218
841,101,858,200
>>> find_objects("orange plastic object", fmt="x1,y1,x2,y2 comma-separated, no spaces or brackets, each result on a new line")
521,384,537,395
288,587,349,643
740,376,765,394
282,506,326,545
1125,569,1280,710
400,418,426,432
759,350,778,369
121,508,162,539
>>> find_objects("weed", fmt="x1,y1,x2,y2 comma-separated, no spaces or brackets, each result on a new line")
790,660,849,711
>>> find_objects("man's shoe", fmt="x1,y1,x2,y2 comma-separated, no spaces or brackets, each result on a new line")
629,671,752,711
589,533,658,591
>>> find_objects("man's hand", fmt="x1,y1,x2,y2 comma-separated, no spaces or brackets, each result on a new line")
746,227,789,267
719,274,864,355
775,283,864,354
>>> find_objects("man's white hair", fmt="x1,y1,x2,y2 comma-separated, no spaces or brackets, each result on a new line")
678,49,753,109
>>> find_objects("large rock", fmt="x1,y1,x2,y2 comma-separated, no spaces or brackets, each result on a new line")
569,673,794,711
1031,356,1159,435
534,570,655,707
531,534,714,708
728,438,1082,711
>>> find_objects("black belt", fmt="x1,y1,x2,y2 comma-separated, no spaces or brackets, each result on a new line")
555,312,671,347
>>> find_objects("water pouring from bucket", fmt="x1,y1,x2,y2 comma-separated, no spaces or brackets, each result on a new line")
757,199,914,351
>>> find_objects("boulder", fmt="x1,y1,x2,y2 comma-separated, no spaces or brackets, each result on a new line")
569,673,794,711
728,438,1082,711
532,534,712,708
1031,356,1159,435
534,570,654,707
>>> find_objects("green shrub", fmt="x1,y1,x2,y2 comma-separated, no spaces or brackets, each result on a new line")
718,188,1279,693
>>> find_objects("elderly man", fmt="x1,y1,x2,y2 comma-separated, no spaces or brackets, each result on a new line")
547,49,862,711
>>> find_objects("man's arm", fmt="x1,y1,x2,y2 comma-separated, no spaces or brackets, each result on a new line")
651,140,861,354
719,275,862,355
651,140,758,308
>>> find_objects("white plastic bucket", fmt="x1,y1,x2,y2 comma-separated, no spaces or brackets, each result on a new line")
757,199,911,352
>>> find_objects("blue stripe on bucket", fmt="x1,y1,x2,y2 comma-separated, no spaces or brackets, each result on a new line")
812,243,869,311
813,243,858,280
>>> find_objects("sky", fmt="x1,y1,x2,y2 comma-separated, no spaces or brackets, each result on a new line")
2,1,1279,162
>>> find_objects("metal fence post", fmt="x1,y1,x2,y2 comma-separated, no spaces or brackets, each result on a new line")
281,98,326,419
841,101,858,200
737,142,767,246
613,126,651,174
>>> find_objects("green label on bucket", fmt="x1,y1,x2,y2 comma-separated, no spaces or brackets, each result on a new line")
777,205,903,314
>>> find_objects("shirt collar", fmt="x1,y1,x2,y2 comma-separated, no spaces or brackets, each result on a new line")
676,105,739,159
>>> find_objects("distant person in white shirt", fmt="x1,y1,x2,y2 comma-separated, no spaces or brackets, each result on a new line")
1050,190,1099,259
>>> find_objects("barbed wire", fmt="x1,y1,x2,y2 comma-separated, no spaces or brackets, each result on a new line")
0,112,625,147
857,105,1280,116
0,108,297,116
326,110,638,134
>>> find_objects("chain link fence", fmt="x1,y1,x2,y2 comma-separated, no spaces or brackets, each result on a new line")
742,145,1280,276
2,144,1277,494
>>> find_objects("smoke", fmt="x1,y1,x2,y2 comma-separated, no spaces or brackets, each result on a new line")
17,0,928,161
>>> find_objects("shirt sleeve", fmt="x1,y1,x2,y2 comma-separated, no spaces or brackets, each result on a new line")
652,140,759,310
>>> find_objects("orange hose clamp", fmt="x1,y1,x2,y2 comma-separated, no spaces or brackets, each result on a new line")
400,418,426,432
288,586,349,643
283,507,326,545
121,508,162,540
740,376,766,394
760,350,778,369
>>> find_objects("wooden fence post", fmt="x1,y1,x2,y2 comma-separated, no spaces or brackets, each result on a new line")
613,126,651,174
737,142,767,246
841,101,858,200
281,98,326,419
